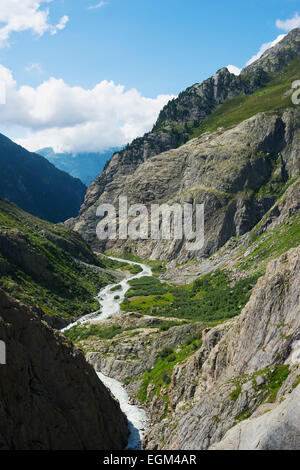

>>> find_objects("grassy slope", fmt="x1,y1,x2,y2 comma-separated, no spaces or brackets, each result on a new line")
189,59,300,139
64,319,184,343
0,199,116,325
236,212,300,273
120,270,258,322
119,175,300,322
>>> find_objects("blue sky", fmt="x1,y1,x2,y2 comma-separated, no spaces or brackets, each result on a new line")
0,0,299,152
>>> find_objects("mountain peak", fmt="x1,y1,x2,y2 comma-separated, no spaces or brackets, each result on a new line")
214,67,232,77
242,27,300,75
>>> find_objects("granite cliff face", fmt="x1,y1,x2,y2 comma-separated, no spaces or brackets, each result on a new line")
143,246,300,450
68,29,300,262
210,385,300,450
0,290,128,450
242,28,300,75
66,241,300,450
70,108,299,262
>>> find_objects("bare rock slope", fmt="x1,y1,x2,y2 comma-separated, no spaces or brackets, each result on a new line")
0,290,128,450
210,384,300,450
68,29,300,262
71,108,300,262
143,246,300,450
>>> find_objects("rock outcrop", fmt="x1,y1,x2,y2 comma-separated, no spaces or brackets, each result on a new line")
83,314,204,383
70,108,300,262
210,384,300,450
143,246,300,450
153,67,267,129
68,29,300,262
242,28,300,75
0,290,129,450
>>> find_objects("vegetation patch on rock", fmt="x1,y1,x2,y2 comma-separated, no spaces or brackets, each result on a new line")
121,270,258,322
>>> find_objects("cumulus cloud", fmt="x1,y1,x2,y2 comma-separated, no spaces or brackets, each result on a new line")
0,64,16,88
0,64,174,153
0,0,68,47
276,12,300,32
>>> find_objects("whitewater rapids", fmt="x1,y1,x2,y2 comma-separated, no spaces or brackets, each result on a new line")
62,256,152,450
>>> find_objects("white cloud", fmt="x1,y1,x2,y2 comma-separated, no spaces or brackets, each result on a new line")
276,12,300,32
0,64,16,88
227,65,241,76
0,64,174,153
0,0,69,47
245,34,286,66
51,15,69,35
88,1,108,10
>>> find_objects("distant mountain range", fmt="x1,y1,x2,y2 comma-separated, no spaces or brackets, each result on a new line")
38,147,121,186
0,133,86,223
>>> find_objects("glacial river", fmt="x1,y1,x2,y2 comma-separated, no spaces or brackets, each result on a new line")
62,256,152,450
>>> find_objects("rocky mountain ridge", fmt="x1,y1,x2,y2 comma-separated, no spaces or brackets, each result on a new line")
242,28,300,75
68,29,300,262
0,133,87,223
70,107,300,262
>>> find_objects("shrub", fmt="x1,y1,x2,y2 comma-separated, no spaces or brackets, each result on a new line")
167,354,177,363
159,347,174,359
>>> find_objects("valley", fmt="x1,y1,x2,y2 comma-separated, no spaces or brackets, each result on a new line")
63,189,300,449
0,25,300,452
62,255,152,449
